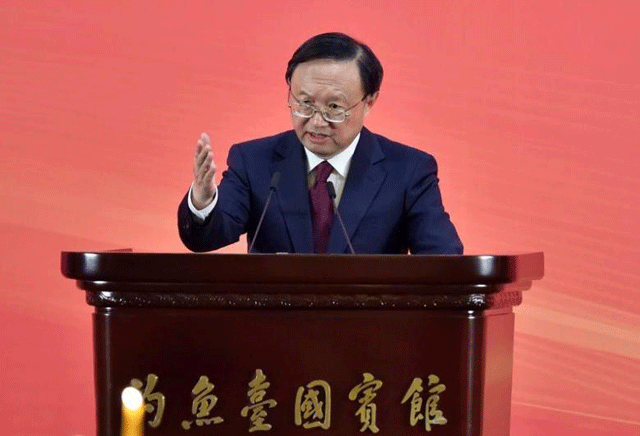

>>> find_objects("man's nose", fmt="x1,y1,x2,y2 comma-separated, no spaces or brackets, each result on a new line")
310,110,329,127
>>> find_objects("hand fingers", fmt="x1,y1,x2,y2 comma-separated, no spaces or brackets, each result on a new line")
194,143,211,170
191,132,216,206
194,132,211,160
200,131,210,146
202,162,216,185
193,133,214,179
195,153,215,183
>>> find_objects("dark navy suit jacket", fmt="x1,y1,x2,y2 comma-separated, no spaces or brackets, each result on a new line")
178,127,463,254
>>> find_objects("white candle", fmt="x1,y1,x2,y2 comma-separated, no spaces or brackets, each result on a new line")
121,387,144,436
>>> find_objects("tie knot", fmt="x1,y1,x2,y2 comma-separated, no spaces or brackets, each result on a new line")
316,161,333,183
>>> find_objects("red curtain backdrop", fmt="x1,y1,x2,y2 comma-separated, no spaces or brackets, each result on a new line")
1,1,638,435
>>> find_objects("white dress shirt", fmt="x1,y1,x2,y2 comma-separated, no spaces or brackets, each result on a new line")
303,132,359,208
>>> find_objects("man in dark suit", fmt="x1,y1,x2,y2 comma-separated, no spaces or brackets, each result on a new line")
178,32,462,254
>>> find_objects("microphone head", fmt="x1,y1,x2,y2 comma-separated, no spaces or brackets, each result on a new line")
270,172,281,189
326,181,337,199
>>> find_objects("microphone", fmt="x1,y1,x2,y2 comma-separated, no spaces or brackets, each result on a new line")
248,172,281,253
326,181,356,254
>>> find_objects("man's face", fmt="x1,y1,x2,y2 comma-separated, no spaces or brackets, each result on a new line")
288,59,378,159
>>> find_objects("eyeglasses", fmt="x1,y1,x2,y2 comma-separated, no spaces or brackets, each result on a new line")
288,89,366,123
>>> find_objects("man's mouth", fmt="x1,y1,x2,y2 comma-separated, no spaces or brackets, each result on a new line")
307,132,330,143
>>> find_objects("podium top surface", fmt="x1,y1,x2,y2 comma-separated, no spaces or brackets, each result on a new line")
61,252,543,286
61,252,543,308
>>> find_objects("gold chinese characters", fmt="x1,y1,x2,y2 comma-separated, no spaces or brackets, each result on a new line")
401,375,448,432
241,369,277,432
130,374,165,428
348,373,383,433
181,375,224,430
294,380,331,429
128,371,448,433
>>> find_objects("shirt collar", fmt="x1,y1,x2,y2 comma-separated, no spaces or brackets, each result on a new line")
304,132,361,178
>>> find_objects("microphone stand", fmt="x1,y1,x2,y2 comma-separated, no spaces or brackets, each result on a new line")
327,181,356,254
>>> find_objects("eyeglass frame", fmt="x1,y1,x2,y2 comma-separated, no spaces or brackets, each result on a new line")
287,88,367,123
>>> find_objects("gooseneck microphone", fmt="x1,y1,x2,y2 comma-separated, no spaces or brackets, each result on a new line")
248,172,281,253
326,181,356,254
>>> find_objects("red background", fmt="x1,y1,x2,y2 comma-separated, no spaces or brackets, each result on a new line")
1,1,638,435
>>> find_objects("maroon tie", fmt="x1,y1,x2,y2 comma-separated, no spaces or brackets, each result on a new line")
310,161,335,253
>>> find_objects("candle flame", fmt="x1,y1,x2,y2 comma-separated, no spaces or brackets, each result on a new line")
122,387,143,411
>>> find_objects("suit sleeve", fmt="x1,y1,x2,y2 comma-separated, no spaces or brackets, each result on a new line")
404,153,463,254
178,144,251,252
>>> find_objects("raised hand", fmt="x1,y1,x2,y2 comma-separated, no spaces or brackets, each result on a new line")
191,132,217,209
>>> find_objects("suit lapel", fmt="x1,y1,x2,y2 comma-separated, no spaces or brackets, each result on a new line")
271,132,313,253
328,128,386,253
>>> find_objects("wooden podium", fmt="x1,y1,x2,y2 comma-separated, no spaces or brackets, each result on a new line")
61,252,543,436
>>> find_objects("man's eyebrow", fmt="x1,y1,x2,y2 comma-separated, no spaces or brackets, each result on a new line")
295,89,348,102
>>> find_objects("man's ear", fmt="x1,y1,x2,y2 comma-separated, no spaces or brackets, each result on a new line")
363,92,379,117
